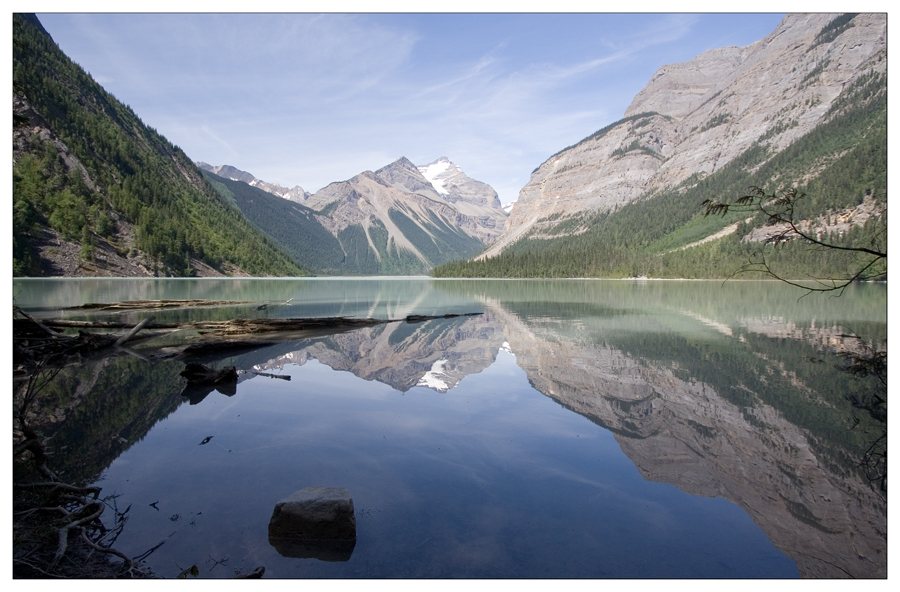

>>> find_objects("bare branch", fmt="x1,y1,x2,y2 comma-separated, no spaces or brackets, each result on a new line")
702,186,886,295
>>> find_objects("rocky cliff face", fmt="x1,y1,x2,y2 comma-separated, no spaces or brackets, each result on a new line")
418,157,503,210
482,13,887,258
306,156,507,246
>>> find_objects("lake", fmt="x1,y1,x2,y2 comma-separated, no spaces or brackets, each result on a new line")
12,277,887,578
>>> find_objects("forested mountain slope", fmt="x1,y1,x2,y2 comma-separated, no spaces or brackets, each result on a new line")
200,170,347,274
436,13,886,280
12,13,307,277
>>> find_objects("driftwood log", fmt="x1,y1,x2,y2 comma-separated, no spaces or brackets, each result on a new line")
65,299,253,311
15,301,483,372
13,308,156,379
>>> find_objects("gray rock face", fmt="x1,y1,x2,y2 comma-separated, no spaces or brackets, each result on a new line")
482,13,887,259
268,487,357,540
197,162,256,184
376,156,437,195
302,156,507,261
250,179,309,203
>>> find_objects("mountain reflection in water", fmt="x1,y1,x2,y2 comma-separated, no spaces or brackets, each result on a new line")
14,278,885,578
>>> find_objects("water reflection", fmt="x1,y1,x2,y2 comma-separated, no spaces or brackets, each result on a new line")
229,283,883,578
479,306,885,579
269,538,356,562
235,314,504,393
13,278,885,578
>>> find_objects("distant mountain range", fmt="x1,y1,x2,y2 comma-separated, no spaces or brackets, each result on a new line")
196,163,310,203
198,156,507,275
12,13,885,280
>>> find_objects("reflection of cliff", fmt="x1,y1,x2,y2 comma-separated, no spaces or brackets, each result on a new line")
739,316,886,355
250,314,505,393
486,304,886,579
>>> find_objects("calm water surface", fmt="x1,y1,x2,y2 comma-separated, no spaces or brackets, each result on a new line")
13,278,887,578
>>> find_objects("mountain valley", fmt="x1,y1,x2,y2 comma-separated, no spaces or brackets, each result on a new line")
199,156,507,275
12,13,886,282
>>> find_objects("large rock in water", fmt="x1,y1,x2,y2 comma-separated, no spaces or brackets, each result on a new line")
268,487,357,561
269,487,356,539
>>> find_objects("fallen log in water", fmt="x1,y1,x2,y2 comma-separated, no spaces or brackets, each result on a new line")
39,312,484,335
185,316,384,336
16,309,484,369
13,308,162,379
404,313,482,323
65,299,254,311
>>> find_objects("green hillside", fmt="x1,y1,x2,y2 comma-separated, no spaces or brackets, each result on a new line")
13,13,306,277
433,70,886,281
201,170,344,273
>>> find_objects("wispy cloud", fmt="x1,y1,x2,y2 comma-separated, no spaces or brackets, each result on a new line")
37,12,785,203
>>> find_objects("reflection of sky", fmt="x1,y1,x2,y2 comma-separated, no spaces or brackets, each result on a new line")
95,350,798,578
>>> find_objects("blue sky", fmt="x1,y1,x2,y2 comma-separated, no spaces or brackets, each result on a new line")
35,11,788,205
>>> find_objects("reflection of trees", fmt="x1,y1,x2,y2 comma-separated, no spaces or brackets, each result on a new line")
703,186,887,492
16,355,186,484
13,349,182,577
438,279,887,496
840,336,887,493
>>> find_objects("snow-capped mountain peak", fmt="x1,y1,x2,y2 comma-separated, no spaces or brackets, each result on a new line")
417,157,458,196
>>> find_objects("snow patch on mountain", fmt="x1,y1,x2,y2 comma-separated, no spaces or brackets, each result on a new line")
417,359,452,392
417,158,454,195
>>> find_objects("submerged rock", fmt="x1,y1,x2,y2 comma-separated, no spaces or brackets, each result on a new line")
268,487,357,562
